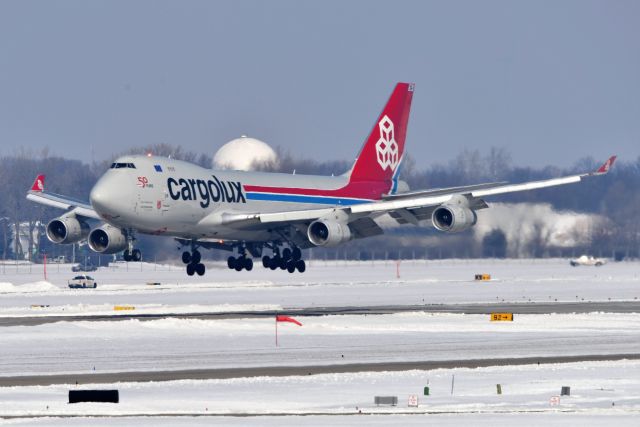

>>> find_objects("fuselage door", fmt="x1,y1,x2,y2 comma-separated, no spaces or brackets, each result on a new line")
161,188,172,216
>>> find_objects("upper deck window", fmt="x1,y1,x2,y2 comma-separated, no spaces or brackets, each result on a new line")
110,163,136,169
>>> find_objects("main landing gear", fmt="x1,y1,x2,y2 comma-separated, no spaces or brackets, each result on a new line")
182,249,206,276
227,255,253,271
223,243,306,274
261,246,305,273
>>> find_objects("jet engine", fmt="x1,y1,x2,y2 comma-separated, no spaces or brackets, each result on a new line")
307,219,352,247
46,215,90,244
88,224,127,254
431,205,477,233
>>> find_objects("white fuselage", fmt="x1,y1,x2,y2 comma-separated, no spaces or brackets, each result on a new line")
89,155,374,241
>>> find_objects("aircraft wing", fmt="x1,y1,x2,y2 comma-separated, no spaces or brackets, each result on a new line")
381,181,508,200
220,155,617,229
25,175,100,220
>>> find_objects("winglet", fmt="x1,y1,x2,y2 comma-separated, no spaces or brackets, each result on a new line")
30,175,45,192
594,155,617,175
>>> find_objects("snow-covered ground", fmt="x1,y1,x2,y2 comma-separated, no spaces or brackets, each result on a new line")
0,259,638,425
1,361,639,425
1,312,639,376
0,259,638,318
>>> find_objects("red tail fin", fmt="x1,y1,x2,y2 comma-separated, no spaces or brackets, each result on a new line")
349,83,414,186
30,175,45,192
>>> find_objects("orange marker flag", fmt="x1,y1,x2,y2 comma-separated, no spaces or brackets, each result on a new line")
276,315,302,326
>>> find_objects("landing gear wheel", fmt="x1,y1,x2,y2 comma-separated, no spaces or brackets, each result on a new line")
282,248,292,261
132,249,142,262
287,261,296,273
195,263,205,276
234,261,243,272
279,258,288,270
244,258,253,271
296,259,306,273
186,263,195,276
191,250,201,264
123,250,132,262
292,247,302,261
262,256,270,268
227,256,236,270
182,251,191,264
269,257,279,270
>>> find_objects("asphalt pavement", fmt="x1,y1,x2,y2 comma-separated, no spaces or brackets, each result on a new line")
1,353,638,387
0,301,638,327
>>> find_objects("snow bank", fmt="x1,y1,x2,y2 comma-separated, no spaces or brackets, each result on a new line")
0,281,59,293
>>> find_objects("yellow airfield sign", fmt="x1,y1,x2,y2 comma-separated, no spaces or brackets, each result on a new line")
490,313,514,322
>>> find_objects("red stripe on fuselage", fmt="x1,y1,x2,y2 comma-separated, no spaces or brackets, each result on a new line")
244,180,390,200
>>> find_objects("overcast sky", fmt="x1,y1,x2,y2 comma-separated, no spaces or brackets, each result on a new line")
0,0,638,168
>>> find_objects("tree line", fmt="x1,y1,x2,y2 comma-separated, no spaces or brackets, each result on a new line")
0,145,637,262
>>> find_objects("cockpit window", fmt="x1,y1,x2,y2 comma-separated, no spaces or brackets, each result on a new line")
110,163,136,169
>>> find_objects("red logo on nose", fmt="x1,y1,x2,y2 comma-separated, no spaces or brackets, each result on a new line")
137,176,149,188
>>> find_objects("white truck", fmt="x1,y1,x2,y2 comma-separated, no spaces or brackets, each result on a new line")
68,275,97,288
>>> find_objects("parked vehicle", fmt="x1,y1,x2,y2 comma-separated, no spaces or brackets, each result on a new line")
570,255,607,267
49,256,67,263
72,263,97,272
68,275,97,288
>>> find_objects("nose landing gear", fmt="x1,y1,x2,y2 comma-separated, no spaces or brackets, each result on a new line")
182,249,205,276
122,231,142,262
123,249,142,262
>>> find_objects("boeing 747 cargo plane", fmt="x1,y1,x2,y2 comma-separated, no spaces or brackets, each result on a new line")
27,83,616,275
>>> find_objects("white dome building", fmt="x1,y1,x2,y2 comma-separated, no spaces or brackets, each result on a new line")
213,135,278,171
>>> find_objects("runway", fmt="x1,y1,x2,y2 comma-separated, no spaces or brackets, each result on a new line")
1,301,638,326
2,353,639,387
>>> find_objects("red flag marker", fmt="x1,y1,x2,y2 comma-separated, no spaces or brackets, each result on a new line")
275,315,302,346
276,315,302,326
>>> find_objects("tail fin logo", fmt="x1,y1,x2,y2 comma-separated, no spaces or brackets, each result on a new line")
375,115,399,171
30,175,45,192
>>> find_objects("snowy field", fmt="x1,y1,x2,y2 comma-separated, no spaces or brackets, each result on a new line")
1,361,639,425
1,312,639,376
0,259,639,317
0,259,639,425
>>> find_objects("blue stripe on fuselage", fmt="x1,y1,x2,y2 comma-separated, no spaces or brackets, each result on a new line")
390,157,403,195
246,192,372,205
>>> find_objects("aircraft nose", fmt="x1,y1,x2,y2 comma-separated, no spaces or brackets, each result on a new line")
90,174,129,217
90,179,110,213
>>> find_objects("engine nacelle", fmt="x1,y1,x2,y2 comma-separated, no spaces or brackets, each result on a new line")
432,205,477,233
46,216,90,244
88,224,127,254
307,220,352,247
